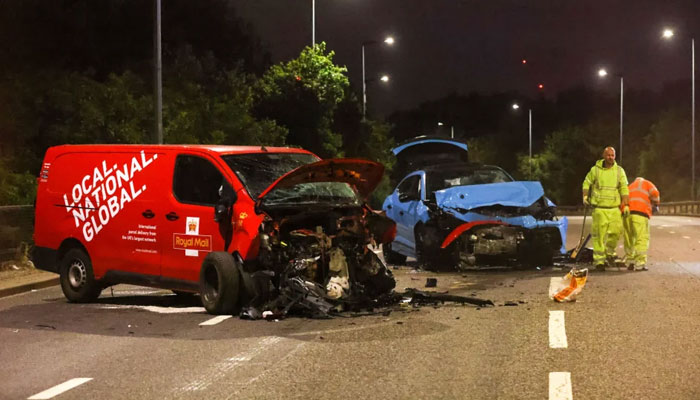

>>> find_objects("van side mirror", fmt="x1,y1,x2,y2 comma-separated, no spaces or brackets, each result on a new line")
214,184,237,223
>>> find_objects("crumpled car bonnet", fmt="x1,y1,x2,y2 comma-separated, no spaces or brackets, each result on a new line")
434,181,546,211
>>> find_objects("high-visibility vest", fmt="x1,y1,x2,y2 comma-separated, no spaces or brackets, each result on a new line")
582,159,629,208
626,177,660,218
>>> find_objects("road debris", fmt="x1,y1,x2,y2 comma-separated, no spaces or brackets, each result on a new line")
549,267,588,302
403,288,494,307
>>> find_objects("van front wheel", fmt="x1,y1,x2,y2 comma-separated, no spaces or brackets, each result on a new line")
59,248,102,302
199,252,241,315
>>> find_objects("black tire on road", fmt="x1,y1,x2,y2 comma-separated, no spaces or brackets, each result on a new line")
199,252,241,315
382,242,407,265
59,248,102,303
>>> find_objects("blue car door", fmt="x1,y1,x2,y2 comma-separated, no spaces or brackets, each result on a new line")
385,174,422,256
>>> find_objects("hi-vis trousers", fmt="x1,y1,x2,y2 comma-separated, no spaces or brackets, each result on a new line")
591,207,622,265
623,213,650,266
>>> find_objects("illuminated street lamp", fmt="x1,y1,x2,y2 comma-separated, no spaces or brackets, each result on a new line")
597,67,624,164
362,36,394,118
512,103,533,179
662,27,695,199
437,121,454,138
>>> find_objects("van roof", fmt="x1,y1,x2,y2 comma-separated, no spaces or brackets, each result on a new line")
45,144,314,157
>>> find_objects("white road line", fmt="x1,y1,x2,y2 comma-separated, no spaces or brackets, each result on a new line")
199,315,232,326
683,236,691,239
98,305,206,314
669,231,676,234
28,378,92,399
173,336,282,395
549,311,568,349
549,372,573,400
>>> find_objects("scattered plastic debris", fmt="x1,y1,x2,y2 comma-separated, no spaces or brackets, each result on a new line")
549,267,589,302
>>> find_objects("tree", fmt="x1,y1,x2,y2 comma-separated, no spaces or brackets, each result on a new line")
162,46,286,145
256,42,349,158
638,109,692,200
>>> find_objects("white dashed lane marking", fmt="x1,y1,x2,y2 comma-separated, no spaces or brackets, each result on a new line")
28,378,92,399
683,236,691,239
669,231,676,234
173,336,283,395
549,311,568,349
199,315,232,326
98,305,206,314
549,372,573,400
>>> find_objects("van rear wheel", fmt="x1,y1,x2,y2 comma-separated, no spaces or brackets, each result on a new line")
59,248,102,303
199,252,241,315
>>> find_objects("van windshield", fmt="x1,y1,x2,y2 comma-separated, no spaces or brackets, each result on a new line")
222,152,320,198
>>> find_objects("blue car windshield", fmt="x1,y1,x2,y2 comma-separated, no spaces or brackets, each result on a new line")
426,166,513,194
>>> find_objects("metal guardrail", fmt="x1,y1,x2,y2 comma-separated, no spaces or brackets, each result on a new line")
557,201,700,216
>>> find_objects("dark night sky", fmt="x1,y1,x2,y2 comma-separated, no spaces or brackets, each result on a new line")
233,0,700,116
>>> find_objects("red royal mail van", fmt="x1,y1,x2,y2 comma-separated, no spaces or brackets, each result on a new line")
32,145,396,315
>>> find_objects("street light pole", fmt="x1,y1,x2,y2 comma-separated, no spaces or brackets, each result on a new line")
529,108,532,180
362,43,366,118
620,76,624,165
662,29,696,199
311,0,315,46
597,68,623,164
153,0,162,144
361,37,394,119
692,38,696,199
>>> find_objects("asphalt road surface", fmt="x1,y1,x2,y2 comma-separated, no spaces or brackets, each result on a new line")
1,215,700,399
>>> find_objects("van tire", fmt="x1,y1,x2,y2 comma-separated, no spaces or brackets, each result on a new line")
59,248,102,303
199,252,241,315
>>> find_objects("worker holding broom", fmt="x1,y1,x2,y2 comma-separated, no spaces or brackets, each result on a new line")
582,147,629,272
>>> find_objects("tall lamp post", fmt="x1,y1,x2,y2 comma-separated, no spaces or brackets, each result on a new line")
437,122,455,138
512,103,533,179
311,0,315,46
153,0,162,144
597,68,624,164
662,28,695,199
362,36,394,119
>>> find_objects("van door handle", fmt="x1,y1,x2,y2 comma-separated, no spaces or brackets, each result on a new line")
399,211,404,216
165,212,179,221
142,209,155,219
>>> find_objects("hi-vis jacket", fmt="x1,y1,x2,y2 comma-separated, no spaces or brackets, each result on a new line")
624,177,660,218
582,159,629,208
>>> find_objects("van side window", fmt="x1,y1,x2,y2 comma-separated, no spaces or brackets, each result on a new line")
173,155,224,206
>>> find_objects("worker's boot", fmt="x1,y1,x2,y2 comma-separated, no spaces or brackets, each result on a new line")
605,255,617,269
595,264,606,272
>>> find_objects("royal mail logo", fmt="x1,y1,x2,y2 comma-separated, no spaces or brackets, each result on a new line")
173,233,212,252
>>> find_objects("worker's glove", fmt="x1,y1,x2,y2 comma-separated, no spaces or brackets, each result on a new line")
623,205,630,216
582,195,590,206
652,205,659,215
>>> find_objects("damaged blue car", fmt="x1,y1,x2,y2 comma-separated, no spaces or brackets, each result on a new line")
381,137,567,270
